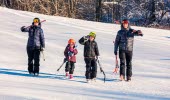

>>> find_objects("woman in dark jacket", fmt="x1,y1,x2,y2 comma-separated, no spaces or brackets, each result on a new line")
114,19,143,81
21,18,45,76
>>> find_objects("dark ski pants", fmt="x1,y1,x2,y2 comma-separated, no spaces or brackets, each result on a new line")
27,47,40,74
119,50,133,78
84,58,97,79
65,61,75,74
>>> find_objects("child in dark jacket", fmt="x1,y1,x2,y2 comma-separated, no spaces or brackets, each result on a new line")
64,39,78,79
79,32,100,82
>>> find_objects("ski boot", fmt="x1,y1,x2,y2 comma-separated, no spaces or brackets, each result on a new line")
127,77,131,82
65,72,69,78
86,79,90,83
34,73,39,76
69,74,73,79
91,78,96,82
120,75,125,81
29,71,34,75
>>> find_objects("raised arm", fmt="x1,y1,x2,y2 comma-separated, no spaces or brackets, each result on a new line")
79,35,89,45
20,26,30,32
130,29,143,36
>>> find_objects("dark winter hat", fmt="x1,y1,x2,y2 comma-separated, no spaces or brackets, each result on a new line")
121,19,130,30
33,18,40,23
122,19,129,24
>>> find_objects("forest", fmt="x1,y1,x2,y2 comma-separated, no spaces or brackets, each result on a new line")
0,0,170,29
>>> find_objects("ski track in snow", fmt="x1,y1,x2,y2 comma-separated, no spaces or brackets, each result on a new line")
0,7,170,100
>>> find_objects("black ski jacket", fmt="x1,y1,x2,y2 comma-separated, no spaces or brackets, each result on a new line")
79,36,99,58
114,25,143,55
21,24,45,50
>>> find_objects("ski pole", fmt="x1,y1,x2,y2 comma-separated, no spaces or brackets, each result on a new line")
41,51,45,61
57,58,67,71
26,20,46,28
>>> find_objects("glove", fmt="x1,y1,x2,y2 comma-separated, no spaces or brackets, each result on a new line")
137,30,143,36
114,51,117,55
132,30,137,33
40,47,44,51
68,51,74,57
64,58,68,62
96,56,100,61
83,35,89,41
129,29,137,33
21,26,26,31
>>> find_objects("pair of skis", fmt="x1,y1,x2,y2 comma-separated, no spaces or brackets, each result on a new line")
113,55,119,73
93,56,119,83
98,56,119,83
97,56,118,83
97,59,106,83
26,20,46,28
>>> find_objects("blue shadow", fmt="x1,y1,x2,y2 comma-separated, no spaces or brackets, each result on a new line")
160,58,170,60
166,36,170,38
0,68,119,83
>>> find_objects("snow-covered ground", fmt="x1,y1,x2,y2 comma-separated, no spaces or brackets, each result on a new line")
0,7,170,100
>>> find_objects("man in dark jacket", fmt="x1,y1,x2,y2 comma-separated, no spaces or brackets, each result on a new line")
114,19,143,81
21,18,45,76
79,32,100,82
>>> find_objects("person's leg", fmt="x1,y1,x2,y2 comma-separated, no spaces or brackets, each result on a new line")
119,50,126,80
69,62,75,74
27,47,34,74
126,51,133,81
91,58,97,79
69,62,75,79
33,49,40,74
65,62,70,76
84,58,92,80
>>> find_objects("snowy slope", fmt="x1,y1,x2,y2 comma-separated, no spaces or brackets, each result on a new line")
0,7,170,100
